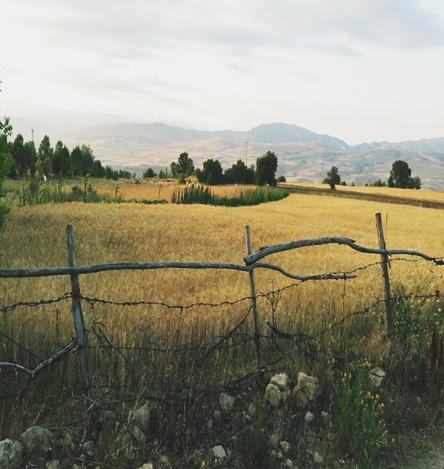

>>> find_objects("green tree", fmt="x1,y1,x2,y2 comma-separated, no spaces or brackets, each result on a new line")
323,166,341,190
104,165,118,180
223,159,255,184
171,152,194,181
71,146,83,176
388,160,421,189
92,159,105,178
81,145,95,176
411,176,421,189
143,167,156,178
0,116,13,194
256,151,278,186
9,134,26,178
52,140,71,176
14,140,36,178
23,140,37,177
196,159,223,185
37,135,53,178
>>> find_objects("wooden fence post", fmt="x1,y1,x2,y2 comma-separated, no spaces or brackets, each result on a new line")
67,224,91,399
245,226,262,369
375,213,393,339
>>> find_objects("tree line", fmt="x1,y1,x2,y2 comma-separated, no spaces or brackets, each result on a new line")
7,133,134,181
143,150,285,186
323,160,421,190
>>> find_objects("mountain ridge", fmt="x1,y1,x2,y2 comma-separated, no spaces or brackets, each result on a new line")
9,115,444,190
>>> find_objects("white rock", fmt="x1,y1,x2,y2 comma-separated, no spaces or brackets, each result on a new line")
313,451,324,464
213,445,227,460
280,440,290,454
247,402,256,418
270,373,289,391
134,403,151,433
0,439,23,469
265,383,281,406
219,393,235,412
293,372,319,408
369,367,386,387
20,426,53,459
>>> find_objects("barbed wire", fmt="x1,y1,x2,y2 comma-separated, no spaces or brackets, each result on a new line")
0,256,436,315
0,293,72,314
1,255,443,401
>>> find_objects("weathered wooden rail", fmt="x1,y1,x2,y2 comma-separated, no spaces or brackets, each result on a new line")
1,214,443,401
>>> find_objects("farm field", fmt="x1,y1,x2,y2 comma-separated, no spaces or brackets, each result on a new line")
2,184,444,309
1,183,444,468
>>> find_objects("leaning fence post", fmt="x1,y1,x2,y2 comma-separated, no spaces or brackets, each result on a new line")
245,225,262,369
375,213,393,339
67,224,91,400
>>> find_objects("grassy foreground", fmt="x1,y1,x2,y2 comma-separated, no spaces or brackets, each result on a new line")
1,184,444,467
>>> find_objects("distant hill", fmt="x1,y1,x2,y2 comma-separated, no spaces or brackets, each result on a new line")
9,114,444,190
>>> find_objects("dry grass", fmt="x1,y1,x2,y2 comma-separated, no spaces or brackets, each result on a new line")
281,181,444,203
1,190,443,365
2,186,444,466
2,189,444,316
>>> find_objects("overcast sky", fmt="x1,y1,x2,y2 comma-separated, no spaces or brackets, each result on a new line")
1,0,444,144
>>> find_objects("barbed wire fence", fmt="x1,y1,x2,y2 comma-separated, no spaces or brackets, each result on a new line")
1,213,443,411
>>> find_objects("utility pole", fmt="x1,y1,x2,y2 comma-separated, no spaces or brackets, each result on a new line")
245,141,248,167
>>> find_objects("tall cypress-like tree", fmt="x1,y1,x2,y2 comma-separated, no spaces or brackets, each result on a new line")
256,151,278,186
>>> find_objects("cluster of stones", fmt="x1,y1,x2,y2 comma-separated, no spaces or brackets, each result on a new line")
1,367,385,468
264,372,325,467
0,402,165,469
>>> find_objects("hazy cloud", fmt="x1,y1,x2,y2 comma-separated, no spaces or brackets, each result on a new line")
2,0,444,142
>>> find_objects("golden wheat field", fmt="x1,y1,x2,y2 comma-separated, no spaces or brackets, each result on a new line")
2,182,444,343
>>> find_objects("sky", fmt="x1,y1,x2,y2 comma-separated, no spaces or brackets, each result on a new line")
1,0,444,144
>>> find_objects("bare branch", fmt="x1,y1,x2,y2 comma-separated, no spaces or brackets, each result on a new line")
244,237,444,266
253,262,355,281
0,338,77,378
0,262,251,279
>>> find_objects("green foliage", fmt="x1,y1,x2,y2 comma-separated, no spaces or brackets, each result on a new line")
331,362,390,466
277,175,286,183
0,116,13,227
0,117,13,192
238,411,271,469
256,151,278,186
388,160,421,189
171,152,195,179
36,135,53,178
223,160,256,185
53,140,71,176
9,134,25,178
171,184,214,205
369,178,386,187
323,166,341,190
171,184,289,206
103,166,132,181
143,167,156,178
0,202,10,229
18,175,101,205
196,159,224,185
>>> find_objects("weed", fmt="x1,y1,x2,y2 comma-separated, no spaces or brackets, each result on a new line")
330,361,390,467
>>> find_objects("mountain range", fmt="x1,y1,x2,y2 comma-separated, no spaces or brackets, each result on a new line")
10,111,444,190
